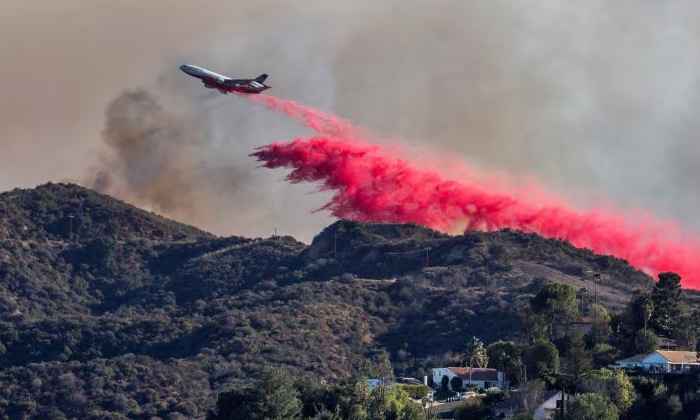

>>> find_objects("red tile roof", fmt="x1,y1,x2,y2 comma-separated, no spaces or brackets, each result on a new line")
448,367,500,381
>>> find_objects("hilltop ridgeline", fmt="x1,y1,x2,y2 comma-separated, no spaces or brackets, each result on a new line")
0,183,661,419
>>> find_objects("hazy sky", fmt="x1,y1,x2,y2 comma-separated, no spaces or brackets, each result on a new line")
2,0,700,242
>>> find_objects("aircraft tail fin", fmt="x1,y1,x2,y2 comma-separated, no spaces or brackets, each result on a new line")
254,74,268,83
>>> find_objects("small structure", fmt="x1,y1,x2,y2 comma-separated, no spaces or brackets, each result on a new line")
395,377,425,386
615,350,700,373
432,367,508,390
533,391,570,420
658,336,679,350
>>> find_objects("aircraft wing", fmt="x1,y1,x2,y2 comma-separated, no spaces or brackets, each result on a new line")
222,79,250,86
223,74,268,86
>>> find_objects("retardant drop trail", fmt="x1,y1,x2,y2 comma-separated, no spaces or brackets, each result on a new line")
248,94,700,289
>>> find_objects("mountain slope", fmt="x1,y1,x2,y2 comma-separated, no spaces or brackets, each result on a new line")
0,183,674,419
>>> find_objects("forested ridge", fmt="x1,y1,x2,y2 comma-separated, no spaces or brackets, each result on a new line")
0,183,697,419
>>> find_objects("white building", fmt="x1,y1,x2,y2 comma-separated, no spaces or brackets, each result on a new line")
616,350,700,373
432,367,507,390
533,391,571,420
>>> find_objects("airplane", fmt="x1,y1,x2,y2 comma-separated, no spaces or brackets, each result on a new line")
179,64,271,94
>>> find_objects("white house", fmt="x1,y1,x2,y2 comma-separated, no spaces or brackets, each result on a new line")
533,391,571,420
616,350,700,373
432,367,507,390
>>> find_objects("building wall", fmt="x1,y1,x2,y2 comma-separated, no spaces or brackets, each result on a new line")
432,368,457,389
431,368,492,390
640,353,670,372
533,392,564,420
615,362,634,369
460,380,487,390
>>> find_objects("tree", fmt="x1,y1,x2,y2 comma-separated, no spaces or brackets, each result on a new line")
487,341,522,385
672,309,700,350
463,336,489,368
530,282,579,341
650,272,683,337
206,365,301,420
462,336,489,386
372,385,415,420
614,290,656,355
450,376,463,391
359,349,394,420
616,291,655,355
620,291,653,337
441,375,449,391
523,340,559,386
298,379,370,420
634,330,660,354
581,368,634,413
359,349,394,381
625,379,682,420
588,304,612,344
562,335,592,394
453,399,496,420
514,380,545,413
483,388,508,405
522,310,548,344
602,369,634,413
257,366,302,420
590,343,619,367
565,393,618,420
422,397,438,420
400,400,425,420
207,387,262,420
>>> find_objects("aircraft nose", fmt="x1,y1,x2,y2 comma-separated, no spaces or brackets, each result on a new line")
179,64,189,72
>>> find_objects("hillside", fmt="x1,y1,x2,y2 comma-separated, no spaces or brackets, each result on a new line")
0,183,680,419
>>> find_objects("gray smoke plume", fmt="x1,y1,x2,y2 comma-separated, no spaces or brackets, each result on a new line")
88,85,333,239
93,89,238,218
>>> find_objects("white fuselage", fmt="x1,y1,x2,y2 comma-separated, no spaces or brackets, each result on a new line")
179,64,229,82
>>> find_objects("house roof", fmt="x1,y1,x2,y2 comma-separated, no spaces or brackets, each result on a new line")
616,353,647,364
448,367,500,381
655,350,700,363
658,336,678,348
395,377,424,386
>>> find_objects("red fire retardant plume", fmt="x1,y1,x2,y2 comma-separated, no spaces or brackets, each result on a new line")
249,95,700,289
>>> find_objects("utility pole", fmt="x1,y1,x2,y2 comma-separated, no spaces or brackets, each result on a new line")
334,233,338,259
425,248,429,266
559,388,565,420
273,227,277,237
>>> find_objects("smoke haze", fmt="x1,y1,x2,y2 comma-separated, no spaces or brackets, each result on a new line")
2,0,700,242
